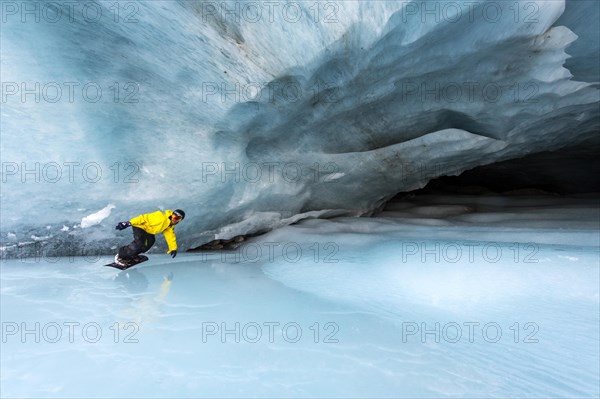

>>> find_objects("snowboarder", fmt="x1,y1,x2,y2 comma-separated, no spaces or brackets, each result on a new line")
114,209,185,266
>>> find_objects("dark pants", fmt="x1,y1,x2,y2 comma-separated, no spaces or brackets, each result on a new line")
118,227,155,259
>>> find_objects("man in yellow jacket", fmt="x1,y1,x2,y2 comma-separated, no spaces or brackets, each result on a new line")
114,209,185,266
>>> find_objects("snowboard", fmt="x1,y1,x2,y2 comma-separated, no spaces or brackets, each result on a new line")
105,255,149,270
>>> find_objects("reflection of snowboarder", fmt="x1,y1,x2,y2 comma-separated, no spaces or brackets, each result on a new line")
114,209,185,266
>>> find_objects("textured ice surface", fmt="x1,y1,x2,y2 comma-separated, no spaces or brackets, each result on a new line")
2,194,598,397
1,0,599,254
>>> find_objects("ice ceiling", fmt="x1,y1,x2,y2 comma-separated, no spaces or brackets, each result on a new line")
0,0,598,255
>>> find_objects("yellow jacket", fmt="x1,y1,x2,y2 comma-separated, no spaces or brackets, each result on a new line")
129,210,178,253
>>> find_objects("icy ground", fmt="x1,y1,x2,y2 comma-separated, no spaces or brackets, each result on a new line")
1,194,599,397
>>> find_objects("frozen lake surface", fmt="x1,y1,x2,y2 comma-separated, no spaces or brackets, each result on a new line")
1,194,599,397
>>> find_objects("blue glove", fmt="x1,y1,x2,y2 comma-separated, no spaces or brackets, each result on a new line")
170,250,177,258
115,221,131,230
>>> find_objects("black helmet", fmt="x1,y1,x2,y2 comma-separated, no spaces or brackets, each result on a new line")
173,209,185,220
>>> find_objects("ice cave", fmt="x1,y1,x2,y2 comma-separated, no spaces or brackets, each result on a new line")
1,0,598,397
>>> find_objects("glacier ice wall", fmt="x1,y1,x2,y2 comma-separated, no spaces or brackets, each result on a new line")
1,0,598,255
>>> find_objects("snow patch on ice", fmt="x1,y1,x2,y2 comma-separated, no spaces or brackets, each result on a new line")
322,173,345,181
80,204,116,229
30,235,50,241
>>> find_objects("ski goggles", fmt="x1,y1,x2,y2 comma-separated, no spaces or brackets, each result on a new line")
172,211,183,221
